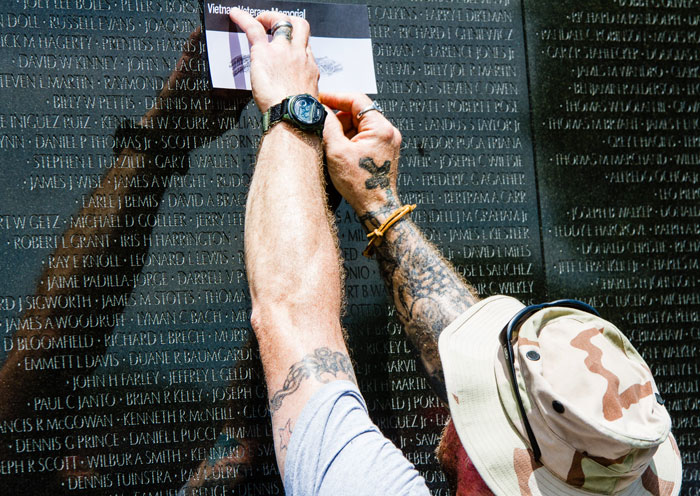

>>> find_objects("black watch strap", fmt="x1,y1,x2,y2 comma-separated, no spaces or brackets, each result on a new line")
262,100,286,134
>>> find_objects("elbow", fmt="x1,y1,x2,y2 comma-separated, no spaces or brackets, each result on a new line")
249,286,342,340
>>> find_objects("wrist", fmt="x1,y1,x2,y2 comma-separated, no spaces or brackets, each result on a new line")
357,199,403,232
262,94,326,138
361,203,416,258
260,122,323,163
265,121,322,144
353,192,401,227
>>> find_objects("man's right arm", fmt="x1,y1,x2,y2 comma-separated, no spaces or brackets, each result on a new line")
363,212,477,401
321,93,480,401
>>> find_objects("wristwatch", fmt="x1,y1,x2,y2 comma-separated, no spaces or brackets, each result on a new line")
262,94,327,137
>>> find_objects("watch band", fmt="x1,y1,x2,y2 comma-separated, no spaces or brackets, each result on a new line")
262,101,287,134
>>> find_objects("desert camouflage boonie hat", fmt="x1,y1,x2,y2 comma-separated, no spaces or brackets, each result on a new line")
438,295,682,496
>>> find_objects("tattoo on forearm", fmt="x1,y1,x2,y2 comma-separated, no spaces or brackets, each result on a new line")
359,157,391,190
269,347,356,414
361,209,479,401
355,152,478,400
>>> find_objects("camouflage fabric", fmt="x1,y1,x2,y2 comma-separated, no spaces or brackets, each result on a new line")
439,295,682,496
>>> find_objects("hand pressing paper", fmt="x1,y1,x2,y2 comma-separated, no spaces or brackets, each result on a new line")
203,0,378,93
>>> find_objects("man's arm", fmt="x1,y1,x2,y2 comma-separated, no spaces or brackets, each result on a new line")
229,10,355,476
321,93,479,401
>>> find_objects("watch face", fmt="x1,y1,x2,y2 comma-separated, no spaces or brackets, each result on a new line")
290,95,325,126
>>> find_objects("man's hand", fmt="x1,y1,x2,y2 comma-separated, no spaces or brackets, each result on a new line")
229,9,320,112
321,93,403,220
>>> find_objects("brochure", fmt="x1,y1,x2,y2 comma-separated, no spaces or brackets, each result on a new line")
203,0,378,93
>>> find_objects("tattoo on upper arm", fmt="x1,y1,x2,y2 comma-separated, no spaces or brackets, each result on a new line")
359,157,391,190
278,419,293,452
269,347,356,414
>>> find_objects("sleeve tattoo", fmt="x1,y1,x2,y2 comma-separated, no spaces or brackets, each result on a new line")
358,158,479,401
269,347,356,414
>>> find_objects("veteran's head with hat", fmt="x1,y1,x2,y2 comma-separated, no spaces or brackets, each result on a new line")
437,295,682,496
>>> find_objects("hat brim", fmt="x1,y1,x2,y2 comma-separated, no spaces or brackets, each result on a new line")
438,295,682,496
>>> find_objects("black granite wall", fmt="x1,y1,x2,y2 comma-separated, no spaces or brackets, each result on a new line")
0,0,696,494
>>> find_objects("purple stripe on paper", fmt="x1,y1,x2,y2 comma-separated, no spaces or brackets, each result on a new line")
229,31,246,89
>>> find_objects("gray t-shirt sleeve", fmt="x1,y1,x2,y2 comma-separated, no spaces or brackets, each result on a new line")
284,380,430,496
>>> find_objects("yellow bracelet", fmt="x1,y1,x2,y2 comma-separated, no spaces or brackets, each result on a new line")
363,204,417,258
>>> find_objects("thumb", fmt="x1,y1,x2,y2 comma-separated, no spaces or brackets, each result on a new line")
322,109,349,151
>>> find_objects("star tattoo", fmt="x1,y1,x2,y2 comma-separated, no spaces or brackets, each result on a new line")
278,419,293,452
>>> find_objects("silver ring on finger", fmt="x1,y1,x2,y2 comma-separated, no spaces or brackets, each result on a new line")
357,101,383,120
271,20,293,41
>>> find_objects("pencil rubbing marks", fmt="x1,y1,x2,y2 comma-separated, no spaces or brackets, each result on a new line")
231,54,250,76
316,57,343,76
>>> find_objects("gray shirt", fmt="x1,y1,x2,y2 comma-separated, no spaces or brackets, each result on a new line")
284,380,431,495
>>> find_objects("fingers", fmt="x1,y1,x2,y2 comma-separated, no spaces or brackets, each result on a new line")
322,109,351,147
319,93,386,132
319,93,373,117
256,11,310,47
336,112,354,136
290,17,310,48
254,10,287,30
321,93,393,140
229,8,268,45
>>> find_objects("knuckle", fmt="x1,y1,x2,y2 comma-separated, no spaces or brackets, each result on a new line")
392,128,403,147
377,124,395,142
249,308,264,334
328,145,351,164
325,147,342,163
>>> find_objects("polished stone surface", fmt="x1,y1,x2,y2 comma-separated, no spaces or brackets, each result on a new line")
0,1,695,494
